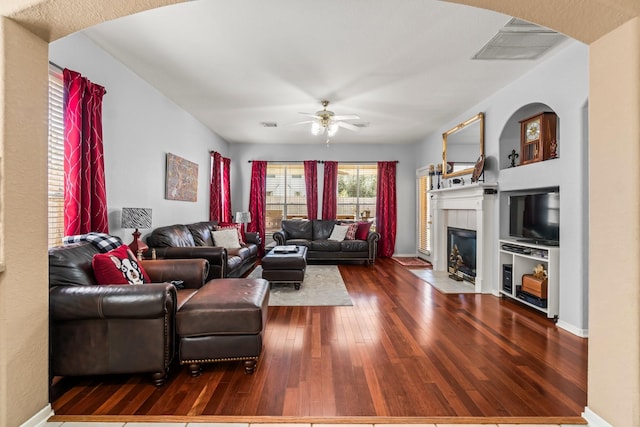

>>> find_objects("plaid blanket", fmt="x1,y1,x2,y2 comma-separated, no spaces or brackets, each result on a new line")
63,232,123,253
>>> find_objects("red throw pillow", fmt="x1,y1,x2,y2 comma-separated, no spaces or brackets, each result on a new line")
217,222,246,245
355,221,372,240
341,222,358,240
92,244,151,285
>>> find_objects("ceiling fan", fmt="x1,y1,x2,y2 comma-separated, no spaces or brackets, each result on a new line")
294,100,361,140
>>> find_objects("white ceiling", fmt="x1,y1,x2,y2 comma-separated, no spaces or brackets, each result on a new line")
81,0,571,145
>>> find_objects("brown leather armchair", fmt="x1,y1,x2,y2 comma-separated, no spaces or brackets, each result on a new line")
49,241,209,386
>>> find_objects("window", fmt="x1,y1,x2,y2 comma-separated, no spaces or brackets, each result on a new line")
417,168,431,256
265,164,307,239
48,66,65,248
336,164,377,223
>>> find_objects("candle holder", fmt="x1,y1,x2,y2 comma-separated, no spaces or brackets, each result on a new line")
428,170,435,190
436,170,442,189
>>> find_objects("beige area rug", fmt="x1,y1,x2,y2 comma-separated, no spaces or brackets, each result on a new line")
248,265,353,306
409,269,477,294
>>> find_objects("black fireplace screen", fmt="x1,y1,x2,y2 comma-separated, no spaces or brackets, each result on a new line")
447,227,477,278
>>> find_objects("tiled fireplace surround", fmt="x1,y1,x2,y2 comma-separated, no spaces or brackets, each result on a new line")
430,183,497,294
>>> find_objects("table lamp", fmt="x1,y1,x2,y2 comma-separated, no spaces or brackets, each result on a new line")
121,207,152,258
235,211,251,232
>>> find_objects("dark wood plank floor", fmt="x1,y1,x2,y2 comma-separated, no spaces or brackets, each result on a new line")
50,258,587,424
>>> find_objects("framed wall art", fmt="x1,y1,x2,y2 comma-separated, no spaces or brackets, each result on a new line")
165,153,198,202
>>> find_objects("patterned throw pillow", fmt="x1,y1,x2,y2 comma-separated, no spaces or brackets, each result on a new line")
341,222,358,240
216,222,246,245
212,228,242,249
92,244,151,285
355,221,372,240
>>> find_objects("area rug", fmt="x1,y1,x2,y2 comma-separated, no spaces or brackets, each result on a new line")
247,265,353,306
392,257,433,268
409,269,476,294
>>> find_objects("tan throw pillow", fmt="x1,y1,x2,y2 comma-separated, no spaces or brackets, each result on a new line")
328,224,350,242
212,228,241,249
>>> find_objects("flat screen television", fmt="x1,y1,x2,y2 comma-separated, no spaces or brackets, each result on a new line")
509,191,560,245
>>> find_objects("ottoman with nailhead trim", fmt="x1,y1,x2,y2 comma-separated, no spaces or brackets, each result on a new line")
176,277,269,376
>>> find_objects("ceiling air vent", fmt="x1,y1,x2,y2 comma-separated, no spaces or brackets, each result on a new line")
260,122,278,128
472,18,566,60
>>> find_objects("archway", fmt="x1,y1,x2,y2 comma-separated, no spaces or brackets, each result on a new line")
1,1,638,426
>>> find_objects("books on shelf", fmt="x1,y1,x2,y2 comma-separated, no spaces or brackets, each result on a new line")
273,245,298,253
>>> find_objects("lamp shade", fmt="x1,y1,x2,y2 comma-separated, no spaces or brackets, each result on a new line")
235,211,251,224
121,207,152,229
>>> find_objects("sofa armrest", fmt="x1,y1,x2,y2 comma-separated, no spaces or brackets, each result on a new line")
245,232,261,245
273,230,287,245
367,231,381,263
150,246,227,280
141,259,208,289
50,283,176,321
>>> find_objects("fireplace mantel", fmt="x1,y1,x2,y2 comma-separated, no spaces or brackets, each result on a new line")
429,183,497,293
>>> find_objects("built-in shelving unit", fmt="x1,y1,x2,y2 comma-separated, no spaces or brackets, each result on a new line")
499,239,559,320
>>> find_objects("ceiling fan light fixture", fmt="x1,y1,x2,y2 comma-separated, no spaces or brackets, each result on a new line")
328,122,339,137
311,121,322,136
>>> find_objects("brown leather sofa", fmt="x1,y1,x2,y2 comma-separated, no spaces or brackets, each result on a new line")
273,219,380,264
49,241,208,386
146,221,259,280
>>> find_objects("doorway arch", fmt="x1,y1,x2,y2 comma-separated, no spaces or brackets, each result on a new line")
1,1,638,426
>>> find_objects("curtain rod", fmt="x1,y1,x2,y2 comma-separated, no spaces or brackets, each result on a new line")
248,160,398,164
48,61,63,72
48,61,109,95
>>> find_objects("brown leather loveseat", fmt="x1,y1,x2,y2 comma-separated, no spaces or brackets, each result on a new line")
146,221,260,280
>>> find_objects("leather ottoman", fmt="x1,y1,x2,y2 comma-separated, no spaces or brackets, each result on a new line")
261,246,308,290
176,277,269,375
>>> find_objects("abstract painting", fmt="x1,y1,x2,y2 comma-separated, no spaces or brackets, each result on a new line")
165,153,198,202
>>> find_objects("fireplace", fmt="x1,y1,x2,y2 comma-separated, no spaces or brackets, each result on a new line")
447,227,477,283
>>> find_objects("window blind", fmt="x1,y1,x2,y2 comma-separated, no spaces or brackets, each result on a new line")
48,66,65,247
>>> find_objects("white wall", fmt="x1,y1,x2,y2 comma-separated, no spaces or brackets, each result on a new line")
414,40,589,334
49,32,230,243
230,141,418,256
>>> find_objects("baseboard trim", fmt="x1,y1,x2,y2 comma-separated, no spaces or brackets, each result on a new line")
557,320,589,338
20,404,54,427
582,407,613,427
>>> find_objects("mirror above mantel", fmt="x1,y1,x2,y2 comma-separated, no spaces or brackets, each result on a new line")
442,112,484,179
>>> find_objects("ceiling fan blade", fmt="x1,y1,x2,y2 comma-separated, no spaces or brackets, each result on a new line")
336,121,359,131
298,112,321,119
286,120,314,126
331,114,360,121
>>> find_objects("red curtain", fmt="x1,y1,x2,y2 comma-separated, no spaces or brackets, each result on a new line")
209,151,231,222
247,161,267,256
63,68,109,236
304,160,318,220
209,152,221,221
222,156,231,222
376,161,397,257
322,161,338,219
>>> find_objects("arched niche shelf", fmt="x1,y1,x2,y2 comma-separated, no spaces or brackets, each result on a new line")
499,103,559,170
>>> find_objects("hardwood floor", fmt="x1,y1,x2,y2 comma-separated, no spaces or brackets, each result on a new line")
50,258,587,424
